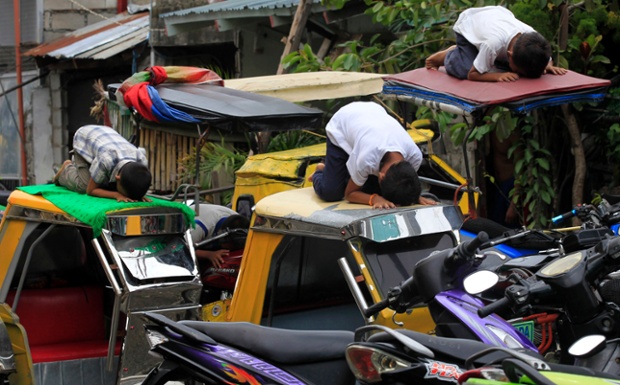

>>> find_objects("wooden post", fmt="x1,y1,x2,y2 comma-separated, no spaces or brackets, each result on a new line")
276,0,313,75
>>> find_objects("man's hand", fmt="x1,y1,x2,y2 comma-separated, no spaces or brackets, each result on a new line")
468,67,519,82
496,72,520,82
196,249,229,269
114,193,137,203
370,194,396,209
545,64,567,75
419,196,438,205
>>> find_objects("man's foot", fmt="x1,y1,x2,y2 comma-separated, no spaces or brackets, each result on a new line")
52,160,72,184
425,45,456,70
308,162,325,182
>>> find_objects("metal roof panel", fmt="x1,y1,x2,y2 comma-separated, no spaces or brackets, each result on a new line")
162,0,302,18
24,12,149,60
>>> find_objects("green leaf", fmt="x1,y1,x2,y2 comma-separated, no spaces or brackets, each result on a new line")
590,55,611,64
515,159,524,174
525,189,534,203
537,157,550,170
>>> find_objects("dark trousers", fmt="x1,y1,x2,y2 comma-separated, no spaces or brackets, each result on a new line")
444,33,478,80
313,137,380,202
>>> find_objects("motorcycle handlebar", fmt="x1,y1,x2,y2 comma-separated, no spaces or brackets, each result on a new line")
478,296,511,318
462,231,489,255
363,298,390,318
446,232,489,270
551,209,576,224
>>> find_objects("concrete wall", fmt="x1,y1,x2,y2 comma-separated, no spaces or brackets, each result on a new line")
31,87,54,184
43,0,118,40
28,1,120,184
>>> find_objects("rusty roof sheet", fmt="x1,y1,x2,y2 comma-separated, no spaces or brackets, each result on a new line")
24,12,149,60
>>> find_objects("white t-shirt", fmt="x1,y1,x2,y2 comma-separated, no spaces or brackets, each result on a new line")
190,203,238,244
326,102,423,187
453,6,534,74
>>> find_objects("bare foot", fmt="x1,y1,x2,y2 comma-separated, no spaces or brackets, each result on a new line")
425,45,456,70
52,160,72,183
308,162,325,182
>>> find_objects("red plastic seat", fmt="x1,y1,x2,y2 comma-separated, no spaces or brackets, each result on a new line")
7,286,120,363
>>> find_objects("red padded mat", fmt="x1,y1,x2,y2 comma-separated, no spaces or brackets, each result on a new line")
384,68,610,105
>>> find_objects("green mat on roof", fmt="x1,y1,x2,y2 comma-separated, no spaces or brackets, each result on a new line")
18,184,195,237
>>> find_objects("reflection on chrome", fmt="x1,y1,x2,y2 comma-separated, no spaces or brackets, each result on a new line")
114,236,196,281
106,213,186,236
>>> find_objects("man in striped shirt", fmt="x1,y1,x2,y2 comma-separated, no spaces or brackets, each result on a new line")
53,125,151,202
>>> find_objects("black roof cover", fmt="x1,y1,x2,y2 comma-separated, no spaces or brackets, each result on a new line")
108,82,323,132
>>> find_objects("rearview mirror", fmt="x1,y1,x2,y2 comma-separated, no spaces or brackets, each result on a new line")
568,334,606,358
463,270,499,294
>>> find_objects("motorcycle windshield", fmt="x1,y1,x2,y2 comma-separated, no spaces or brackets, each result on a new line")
106,233,197,282
362,232,456,296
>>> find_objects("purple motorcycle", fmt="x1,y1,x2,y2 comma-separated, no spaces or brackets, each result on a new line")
359,231,537,351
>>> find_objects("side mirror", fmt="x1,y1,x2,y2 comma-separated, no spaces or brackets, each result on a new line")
568,335,606,358
463,270,499,295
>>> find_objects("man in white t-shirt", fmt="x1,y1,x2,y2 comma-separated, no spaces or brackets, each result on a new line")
310,101,434,208
190,203,249,268
425,6,566,82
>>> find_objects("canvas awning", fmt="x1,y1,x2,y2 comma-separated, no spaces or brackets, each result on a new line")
224,71,385,102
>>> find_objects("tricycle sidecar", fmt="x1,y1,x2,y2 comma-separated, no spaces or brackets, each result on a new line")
0,188,201,385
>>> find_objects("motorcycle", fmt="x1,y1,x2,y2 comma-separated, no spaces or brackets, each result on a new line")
141,310,549,385
350,232,538,352
141,311,356,385
461,198,620,262
477,234,620,374
456,343,620,385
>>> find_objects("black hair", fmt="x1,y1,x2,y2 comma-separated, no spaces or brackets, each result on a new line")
380,161,421,206
511,32,552,78
119,162,152,200
217,214,250,232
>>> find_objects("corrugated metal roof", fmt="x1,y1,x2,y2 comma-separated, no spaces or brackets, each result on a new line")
162,0,304,19
161,0,326,35
24,12,149,60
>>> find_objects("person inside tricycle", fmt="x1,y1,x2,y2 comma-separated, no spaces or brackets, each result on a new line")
189,204,250,303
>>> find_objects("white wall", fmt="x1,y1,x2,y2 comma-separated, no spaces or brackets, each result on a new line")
31,86,54,184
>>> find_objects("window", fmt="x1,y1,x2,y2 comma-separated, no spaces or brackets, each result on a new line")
0,0,42,46
262,235,364,330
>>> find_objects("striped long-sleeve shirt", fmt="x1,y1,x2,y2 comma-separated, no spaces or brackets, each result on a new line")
73,125,148,184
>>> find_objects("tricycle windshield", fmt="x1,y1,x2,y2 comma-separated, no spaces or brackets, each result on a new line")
108,234,196,281
362,232,456,296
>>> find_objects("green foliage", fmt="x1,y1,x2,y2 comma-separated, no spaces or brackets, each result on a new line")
511,117,555,228
266,130,324,152
177,141,248,205
281,0,620,227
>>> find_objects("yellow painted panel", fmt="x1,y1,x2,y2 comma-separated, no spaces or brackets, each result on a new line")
0,220,27,287
0,305,34,385
226,231,284,323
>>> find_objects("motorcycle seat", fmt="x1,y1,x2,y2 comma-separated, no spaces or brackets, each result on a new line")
369,329,542,364
181,320,354,364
